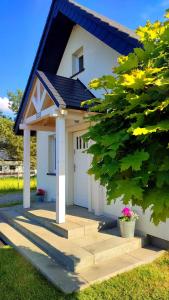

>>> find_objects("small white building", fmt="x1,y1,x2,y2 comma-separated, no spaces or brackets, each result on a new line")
15,0,169,242
0,151,23,177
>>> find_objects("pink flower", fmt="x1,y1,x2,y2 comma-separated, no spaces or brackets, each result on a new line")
122,207,132,217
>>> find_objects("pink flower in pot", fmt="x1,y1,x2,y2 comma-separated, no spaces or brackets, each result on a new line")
36,188,46,202
122,207,133,218
36,188,46,196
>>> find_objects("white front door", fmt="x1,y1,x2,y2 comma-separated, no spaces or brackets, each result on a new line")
73,131,89,208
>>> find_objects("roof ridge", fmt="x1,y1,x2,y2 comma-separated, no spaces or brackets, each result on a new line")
67,0,138,40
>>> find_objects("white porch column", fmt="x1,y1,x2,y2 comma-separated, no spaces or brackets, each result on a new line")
55,116,66,223
23,128,30,209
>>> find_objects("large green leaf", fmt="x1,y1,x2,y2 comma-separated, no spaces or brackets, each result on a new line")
120,150,149,171
144,188,169,224
107,179,143,204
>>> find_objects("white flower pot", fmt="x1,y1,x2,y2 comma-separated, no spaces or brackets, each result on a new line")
119,220,136,238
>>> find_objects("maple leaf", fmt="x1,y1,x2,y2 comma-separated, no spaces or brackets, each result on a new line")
120,150,149,171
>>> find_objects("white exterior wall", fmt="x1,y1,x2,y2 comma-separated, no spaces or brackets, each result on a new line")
37,25,169,240
103,195,169,241
57,25,119,98
37,130,73,205
37,131,56,202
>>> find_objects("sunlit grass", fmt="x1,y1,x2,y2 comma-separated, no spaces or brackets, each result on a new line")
0,176,37,193
0,245,168,300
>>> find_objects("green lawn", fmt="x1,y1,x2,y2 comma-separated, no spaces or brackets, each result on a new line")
0,176,37,193
0,201,22,208
0,245,168,300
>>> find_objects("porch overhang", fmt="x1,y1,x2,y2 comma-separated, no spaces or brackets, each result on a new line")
15,71,95,135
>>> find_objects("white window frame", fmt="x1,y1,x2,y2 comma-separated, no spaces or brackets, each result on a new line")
72,47,84,76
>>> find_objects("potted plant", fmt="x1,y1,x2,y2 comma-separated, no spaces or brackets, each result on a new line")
36,188,46,202
118,207,139,238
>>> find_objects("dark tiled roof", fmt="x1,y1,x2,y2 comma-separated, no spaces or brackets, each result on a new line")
37,70,95,110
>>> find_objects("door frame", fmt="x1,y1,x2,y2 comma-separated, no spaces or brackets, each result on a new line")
73,130,92,211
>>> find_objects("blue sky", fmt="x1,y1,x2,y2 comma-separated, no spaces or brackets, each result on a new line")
0,0,169,116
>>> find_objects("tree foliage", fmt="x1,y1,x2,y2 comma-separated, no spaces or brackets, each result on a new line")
0,89,37,169
7,89,23,114
83,11,169,225
0,117,36,169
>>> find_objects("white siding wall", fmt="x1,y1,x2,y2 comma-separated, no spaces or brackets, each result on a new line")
57,25,119,98
103,190,169,241
37,131,56,201
37,25,169,240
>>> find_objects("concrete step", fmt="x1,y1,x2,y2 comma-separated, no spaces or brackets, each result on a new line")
72,228,147,264
0,208,94,272
79,246,165,285
0,218,164,294
0,220,87,294
22,206,117,239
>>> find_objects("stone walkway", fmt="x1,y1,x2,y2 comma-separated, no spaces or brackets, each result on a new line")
0,191,36,206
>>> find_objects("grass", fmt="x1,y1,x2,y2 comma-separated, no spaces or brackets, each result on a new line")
0,201,22,208
0,176,37,193
0,245,168,300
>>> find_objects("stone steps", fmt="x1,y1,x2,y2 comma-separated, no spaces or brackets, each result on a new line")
0,218,164,294
0,209,93,272
0,220,87,294
22,206,117,239
72,229,147,264
0,207,146,272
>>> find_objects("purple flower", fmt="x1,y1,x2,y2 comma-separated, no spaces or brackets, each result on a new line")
122,207,132,217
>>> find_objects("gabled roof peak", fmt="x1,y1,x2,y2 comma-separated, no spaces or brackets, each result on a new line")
14,0,140,134
67,0,138,40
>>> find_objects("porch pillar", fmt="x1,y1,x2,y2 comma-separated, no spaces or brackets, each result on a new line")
55,116,66,223
23,128,30,208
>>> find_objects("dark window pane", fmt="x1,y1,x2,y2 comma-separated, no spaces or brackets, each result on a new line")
79,137,82,149
9,165,16,170
79,55,84,72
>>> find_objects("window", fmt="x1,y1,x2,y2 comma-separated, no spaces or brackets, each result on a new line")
9,165,16,171
79,55,84,72
76,136,88,150
72,47,84,76
48,135,56,173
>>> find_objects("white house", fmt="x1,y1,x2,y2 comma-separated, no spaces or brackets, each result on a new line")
15,0,169,243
